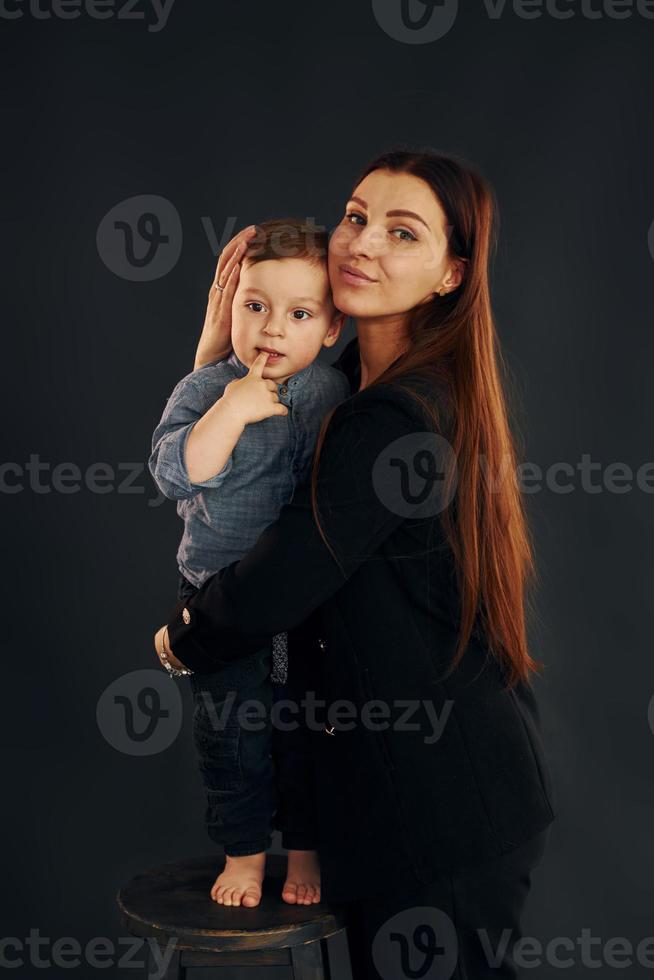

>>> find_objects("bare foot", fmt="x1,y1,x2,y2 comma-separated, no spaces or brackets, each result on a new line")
210,852,266,908
282,849,321,905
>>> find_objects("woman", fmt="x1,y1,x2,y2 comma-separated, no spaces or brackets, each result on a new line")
154,149,556,979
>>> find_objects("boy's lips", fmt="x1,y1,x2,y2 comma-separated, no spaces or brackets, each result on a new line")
256,346,284,358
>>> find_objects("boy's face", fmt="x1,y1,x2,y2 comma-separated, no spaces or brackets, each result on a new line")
231,257,344,384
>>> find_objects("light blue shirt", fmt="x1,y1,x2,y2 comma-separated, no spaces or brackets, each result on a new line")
149,350,351,588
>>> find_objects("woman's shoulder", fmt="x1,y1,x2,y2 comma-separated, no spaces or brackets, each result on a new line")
332,335,452,413
338,369,455,440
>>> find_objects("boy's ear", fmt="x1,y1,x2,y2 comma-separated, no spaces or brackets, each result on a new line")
323,310,346,348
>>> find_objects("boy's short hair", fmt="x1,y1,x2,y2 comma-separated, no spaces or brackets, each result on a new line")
244,217,329,267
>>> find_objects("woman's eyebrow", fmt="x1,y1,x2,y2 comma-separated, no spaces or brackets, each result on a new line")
347,196,429,231
386,209,429,230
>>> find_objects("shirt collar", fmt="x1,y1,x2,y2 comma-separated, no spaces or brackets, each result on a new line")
227,349,316,401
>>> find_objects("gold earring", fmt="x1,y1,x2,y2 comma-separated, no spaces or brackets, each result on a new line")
438,286,446,296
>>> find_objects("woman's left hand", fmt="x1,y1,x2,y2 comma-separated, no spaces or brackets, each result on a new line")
154,625,188,672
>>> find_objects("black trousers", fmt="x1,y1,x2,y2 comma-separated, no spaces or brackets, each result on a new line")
342,826,550,980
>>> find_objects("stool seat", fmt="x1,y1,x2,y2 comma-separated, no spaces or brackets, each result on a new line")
116,853,352,978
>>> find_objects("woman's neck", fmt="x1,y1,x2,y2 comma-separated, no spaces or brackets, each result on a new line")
354,315,410,391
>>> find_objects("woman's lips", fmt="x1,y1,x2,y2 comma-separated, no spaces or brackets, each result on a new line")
338,265,377,286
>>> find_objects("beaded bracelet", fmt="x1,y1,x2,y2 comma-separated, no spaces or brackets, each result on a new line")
158,626,193,678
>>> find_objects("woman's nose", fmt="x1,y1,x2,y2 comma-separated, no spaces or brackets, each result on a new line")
349,223,386,259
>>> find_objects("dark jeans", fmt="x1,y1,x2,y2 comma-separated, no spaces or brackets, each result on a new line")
342,827,551,980
178,573,318,857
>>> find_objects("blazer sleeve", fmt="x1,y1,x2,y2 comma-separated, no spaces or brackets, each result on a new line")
165,385,443,673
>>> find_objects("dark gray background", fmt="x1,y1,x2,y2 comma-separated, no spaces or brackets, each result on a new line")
2,1,653,977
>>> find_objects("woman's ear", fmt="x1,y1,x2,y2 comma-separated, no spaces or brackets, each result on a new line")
435,257,468,296
448,257,467,290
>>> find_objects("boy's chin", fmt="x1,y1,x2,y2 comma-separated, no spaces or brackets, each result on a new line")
259,362,292,382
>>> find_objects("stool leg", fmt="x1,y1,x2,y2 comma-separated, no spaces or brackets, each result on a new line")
323,930,353,980
145,944,183,980
290,938,325,979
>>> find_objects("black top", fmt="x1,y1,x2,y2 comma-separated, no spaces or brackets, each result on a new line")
165,335,556,903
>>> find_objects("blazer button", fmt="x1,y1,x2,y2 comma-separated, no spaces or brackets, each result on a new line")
182,607,191,625
324,725,336,735
317,637,327,651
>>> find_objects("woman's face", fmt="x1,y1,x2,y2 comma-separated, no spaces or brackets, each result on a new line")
328,168,462,320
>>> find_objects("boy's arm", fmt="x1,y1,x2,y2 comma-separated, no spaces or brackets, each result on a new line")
187,350,291,482
149,351,288,499
184,395,245,484
148,375,241,501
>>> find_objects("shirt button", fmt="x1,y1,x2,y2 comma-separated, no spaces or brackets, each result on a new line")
317,637,327,651
279,385,288,396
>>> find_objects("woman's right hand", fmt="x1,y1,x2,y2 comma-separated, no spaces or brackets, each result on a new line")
222,350,289,425
194,224,259,371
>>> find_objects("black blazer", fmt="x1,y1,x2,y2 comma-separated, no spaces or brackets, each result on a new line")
166,337,556,903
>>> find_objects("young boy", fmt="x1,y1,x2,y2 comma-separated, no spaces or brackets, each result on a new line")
148,218,350,909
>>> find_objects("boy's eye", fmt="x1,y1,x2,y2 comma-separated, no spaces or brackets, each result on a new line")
246,301,266,313
292,310,311,320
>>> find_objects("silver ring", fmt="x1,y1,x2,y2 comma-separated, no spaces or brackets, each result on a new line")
214,282,224,291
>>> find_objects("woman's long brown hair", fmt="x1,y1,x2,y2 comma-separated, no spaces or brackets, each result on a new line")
310,149,542,689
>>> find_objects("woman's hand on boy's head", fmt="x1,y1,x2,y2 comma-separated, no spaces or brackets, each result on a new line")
194,225,259,371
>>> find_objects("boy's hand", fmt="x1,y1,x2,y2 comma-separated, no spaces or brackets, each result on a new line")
221,350,290,425
194,225,259,371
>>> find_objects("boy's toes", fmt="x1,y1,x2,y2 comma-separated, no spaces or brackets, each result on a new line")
281,880,298,904
231,888,245,907
242,886,261,908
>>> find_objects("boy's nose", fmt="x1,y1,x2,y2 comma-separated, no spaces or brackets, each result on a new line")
262,318,284,337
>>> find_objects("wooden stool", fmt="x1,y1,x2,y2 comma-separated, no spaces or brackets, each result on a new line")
116,853,352,979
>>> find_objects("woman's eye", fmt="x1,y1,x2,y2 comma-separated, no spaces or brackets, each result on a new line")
246,302,266,313
392,228,417,242
345,211,366,226
292,310,311,320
